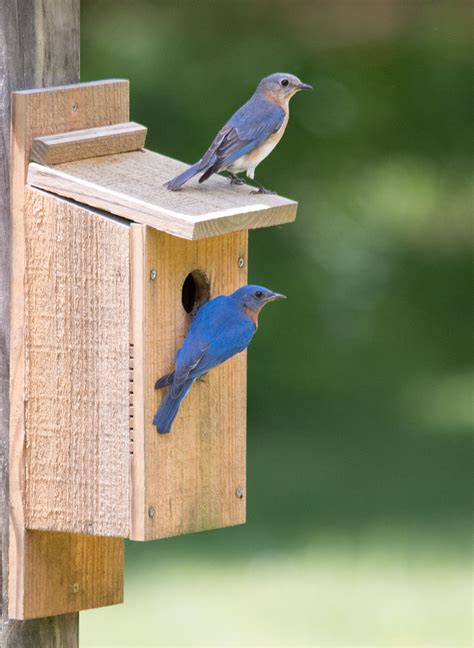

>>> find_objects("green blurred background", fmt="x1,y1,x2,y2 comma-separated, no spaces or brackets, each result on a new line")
80,2,472,646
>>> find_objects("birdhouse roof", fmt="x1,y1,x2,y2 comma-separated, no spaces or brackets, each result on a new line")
27,148,297,240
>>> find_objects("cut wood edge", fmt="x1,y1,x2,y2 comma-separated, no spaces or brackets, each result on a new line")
31,122,147,165
12,78,128,96
129,224,147,540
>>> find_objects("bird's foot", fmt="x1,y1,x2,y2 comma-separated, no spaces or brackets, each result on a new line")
251,185,276,195
228,173,246,186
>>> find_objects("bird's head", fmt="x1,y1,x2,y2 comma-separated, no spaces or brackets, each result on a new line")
256,73,313,105
231,285,286,322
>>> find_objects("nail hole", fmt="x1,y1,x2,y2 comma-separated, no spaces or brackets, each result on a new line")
181,270,210,317
72,102,78,112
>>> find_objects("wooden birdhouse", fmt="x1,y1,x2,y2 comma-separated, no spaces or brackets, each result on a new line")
9,80,297,619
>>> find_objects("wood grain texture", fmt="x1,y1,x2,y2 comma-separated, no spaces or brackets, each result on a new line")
0,0,80,640
31,122,147,165
27,149,298,240
130,225,248,540
9,80,129,620
21,531,123,620
23,187,130,537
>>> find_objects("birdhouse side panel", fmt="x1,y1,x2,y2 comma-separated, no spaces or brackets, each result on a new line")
23,187,130,538
130,226,248,540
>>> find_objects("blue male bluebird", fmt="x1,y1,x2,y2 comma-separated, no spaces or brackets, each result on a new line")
165,72,312,194
153,285,286,434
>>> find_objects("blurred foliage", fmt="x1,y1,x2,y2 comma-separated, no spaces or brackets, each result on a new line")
80,1,472,646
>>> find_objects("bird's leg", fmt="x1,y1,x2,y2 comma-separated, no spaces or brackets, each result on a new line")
228,172,246,186
250,180,276,195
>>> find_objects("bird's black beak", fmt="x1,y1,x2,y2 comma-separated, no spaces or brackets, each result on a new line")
266,292,287,302
298,82,313,91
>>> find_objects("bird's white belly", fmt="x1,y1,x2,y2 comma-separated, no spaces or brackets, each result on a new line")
232,139,280,171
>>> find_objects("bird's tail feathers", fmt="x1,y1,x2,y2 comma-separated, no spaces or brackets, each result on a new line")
153,382,192,434
154,371,175,390
198,163,220,184
153,393,182,434
164,161,202,191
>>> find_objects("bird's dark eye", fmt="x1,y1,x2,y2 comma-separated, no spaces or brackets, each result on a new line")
255,290,263,299
281,79,289,87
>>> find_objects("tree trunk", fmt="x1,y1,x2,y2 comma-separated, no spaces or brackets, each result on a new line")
0,1,80,645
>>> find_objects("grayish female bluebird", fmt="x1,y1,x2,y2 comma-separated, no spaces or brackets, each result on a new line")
153,285,286,434
165,73,312,194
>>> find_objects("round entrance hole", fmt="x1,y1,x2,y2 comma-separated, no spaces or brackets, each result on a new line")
181,270,210,317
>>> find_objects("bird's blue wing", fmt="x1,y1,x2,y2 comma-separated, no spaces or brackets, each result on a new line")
191,317,255,376
199,96,286,173
170,296,255,397
170,342,208,399
170,320,209,399
187,297,256,375
170,297,227,398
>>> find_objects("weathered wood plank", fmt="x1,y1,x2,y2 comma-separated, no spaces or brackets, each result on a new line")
0,0,80,641
31,122,147,165
23,187,130,537
130,225,248,540
9,80,129,620
27,149,298,240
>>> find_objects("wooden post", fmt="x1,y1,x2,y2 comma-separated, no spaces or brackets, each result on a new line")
0,0,80,645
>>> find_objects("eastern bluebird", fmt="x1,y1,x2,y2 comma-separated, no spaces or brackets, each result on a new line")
165,72,312,194
153,285,286,434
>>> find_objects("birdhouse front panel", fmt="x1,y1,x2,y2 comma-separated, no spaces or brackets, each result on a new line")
129,225,248,540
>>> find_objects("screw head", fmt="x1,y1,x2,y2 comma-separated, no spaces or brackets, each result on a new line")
238,256,245,269
72,102,78,112
72,583,79,593
150,269,157,281
235,486,243,499
148,505,156,518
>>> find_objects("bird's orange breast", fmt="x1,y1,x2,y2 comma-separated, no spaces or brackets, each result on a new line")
244,306,259,328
